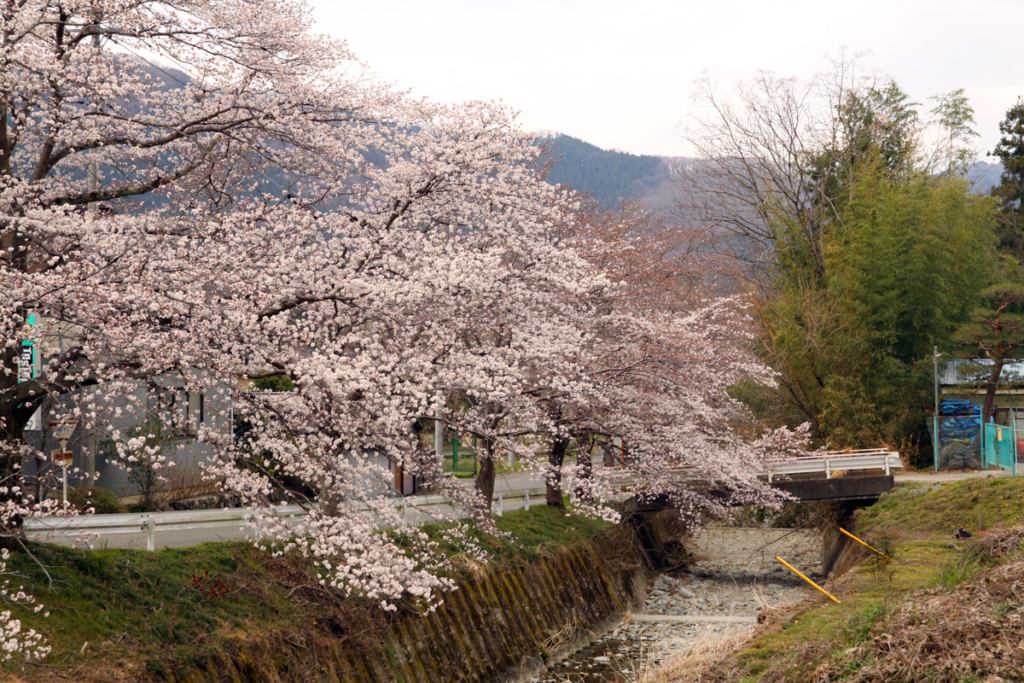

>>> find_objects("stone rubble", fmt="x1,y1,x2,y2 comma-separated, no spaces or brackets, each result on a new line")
531,528,821,682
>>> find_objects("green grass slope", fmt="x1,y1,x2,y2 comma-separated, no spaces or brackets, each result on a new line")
858,477,1024,536
2,505,610,681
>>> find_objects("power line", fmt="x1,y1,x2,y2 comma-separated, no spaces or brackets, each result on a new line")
747,516,818,556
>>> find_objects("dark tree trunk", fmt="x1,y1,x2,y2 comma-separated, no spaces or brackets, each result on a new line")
573,439,594,502
474,438,496,517
546,437,568,508
982,359,1005,424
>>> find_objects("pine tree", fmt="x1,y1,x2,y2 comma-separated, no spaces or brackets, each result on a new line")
990,97,1024,260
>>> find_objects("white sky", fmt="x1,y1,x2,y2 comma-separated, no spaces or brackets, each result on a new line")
310,0,1023,159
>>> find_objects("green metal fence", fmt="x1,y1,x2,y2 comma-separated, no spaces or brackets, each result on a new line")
932,415,1018,475
441,432,477,476
982,422,1017,474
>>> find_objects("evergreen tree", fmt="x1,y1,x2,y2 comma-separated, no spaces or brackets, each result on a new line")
953,283,1024,421
990,97,1024,262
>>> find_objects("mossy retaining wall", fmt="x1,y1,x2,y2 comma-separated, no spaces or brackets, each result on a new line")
169,523,656,683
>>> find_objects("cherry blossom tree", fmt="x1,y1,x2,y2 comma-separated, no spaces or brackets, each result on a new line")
0,0,807,616
0,0,612,609
531,200,807,521
0,0,399,529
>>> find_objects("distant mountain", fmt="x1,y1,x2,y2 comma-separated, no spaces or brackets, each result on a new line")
541,132,1007,213
541,134,665,206
967,160,1003,195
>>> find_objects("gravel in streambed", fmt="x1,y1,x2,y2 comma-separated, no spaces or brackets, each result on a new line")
531,528,821,682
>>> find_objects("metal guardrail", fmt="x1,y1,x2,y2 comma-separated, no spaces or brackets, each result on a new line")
25,487,551,551
763,449,903,483
25,450,906,551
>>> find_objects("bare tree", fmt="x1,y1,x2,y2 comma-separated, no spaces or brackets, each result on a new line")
674,55,924,294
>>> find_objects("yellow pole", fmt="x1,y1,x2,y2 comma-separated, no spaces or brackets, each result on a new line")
775,556,841,604
839,528,888,559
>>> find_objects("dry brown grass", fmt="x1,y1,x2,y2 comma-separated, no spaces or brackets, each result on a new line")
634,599,800,683
544,608,582,652
975,526,1024,557
159,459,221,503
636,626,754,683
810,527,1024,683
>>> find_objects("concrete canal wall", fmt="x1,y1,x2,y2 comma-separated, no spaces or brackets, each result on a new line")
168,519,671,683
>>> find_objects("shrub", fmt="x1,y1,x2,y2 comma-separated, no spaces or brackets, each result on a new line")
67,486,125,514
864,531,903,583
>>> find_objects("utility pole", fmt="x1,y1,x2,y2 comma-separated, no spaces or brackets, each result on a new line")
84,12,102,486
934,345,941,472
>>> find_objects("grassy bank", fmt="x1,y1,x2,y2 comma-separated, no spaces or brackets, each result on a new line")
723,539,957,681
706,477,1024,682
858,476,1024,535
2,504,610,681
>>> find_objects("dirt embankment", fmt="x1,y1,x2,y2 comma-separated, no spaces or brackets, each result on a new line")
693,482,1024,683
814,528,1024,683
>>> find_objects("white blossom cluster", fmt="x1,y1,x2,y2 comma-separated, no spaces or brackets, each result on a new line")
0,547,49,661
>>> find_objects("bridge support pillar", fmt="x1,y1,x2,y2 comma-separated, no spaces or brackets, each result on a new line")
821,502,863,576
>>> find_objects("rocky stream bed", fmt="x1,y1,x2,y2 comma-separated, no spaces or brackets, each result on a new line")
530,528,824,682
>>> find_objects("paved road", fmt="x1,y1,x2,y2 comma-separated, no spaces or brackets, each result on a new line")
895,467,1014,483
490,466,1016,490
488,470,546,492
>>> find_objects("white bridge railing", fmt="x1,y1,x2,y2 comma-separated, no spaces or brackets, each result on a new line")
762,449,903,483
24,486,550,551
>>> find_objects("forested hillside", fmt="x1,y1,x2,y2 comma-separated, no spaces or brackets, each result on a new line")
968,160,1003,194
542,134,664,205
542,134,1001,211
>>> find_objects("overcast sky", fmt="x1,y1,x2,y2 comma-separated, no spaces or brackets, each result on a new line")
310,0,1022,159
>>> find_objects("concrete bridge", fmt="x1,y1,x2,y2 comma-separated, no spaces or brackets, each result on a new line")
623,450,903,513
621,474,896,515
622,450,904,576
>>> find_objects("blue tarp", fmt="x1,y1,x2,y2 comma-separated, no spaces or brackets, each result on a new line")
938,400,981,448
938,416,981,446
940,399,981,416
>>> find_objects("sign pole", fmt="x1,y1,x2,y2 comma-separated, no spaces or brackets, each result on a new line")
47,420,78,512
452,432,459,473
